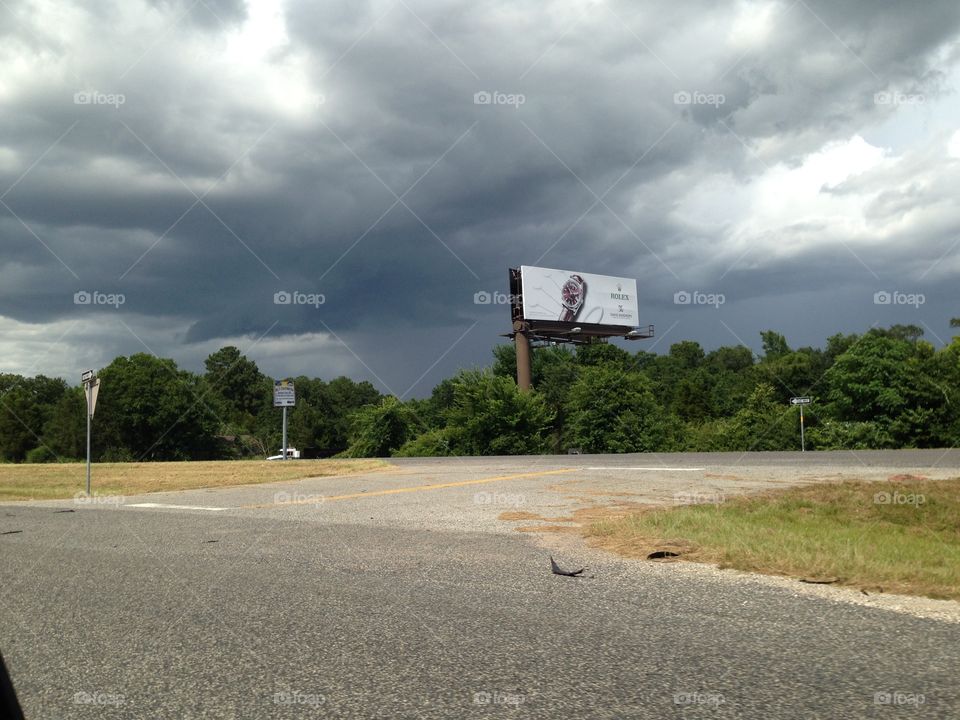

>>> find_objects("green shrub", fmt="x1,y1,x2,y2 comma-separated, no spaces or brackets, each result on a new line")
394,428,453,457
25,446,59,463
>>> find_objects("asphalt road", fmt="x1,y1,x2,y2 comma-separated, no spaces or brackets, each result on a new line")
2,451,958,719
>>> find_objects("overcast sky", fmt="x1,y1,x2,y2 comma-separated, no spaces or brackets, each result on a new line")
1,0,959,396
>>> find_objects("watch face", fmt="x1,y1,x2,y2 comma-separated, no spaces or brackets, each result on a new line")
561,280,582,309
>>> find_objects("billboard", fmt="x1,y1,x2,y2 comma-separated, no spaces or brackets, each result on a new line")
520,266,638,326
273,380,296,407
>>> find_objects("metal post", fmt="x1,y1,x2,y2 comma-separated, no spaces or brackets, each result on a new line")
800,404,805,452
86,387,92,495
282,406,288,460
514,323,532,392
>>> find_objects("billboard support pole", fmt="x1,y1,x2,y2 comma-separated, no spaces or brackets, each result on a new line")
514,323,532,392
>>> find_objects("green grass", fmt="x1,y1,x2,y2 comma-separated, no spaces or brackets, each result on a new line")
0,459,389,501
588,477,960,601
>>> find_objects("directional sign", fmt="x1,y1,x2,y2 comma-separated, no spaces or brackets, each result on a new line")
84,378,101,417
273,380,296,407
790,396,812,405
81,369,94,384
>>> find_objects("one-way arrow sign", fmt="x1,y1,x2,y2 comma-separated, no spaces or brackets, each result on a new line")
790,396,812,405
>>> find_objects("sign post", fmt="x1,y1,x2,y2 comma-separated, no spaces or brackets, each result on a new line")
790,397,812,451
81,370,100,494
273,380,296,460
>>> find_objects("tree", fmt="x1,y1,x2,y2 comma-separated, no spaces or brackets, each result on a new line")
0,375,69,461
669,341,705,370
42,386,86,459
343,396,416,457
575,342,632,369
825,332,859,363
755,348,828,404
440,370,554,455
705,345,754,373
823,332,940,446
95,354,219,460
564,365,678,453
760,330,790,360
203,346,268,428
703,383,798,451
874,324,924,343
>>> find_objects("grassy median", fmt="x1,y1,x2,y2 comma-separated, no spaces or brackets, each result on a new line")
0,459,388,501
587,476,960,601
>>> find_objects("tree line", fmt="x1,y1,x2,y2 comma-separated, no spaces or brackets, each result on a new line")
1,323,958,462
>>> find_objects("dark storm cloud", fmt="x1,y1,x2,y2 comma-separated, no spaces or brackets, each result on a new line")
1,0,959,392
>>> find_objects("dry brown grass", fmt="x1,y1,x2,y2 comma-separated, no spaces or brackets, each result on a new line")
0,459,389,501
587,476,960,601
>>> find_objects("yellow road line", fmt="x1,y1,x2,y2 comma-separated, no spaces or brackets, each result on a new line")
242,468,575,509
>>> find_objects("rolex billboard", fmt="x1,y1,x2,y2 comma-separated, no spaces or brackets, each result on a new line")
519,266,639,327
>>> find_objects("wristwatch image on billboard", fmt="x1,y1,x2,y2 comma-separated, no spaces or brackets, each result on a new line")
559,274,586,322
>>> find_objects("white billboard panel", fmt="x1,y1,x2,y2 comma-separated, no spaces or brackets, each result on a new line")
273,379,296,407
520,266,639,326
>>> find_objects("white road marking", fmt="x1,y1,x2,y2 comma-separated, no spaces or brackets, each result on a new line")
584,467,705,471
126,503,228,511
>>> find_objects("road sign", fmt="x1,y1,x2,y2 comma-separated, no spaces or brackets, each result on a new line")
790,397,812,451
84,378,100,418
82,371,100,496
273,380,296,407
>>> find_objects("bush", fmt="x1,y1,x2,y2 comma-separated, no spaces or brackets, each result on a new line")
100,447,136,462
25,446,59,463
394,428,453,457
441,370,555,455
564,366,679,453
342,397,417,457
807,419,895,450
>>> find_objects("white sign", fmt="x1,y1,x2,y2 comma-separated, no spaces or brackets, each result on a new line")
273,380,296,407
790,396,812,405
81,369,94,384
520,266,639,326
85,378,100,417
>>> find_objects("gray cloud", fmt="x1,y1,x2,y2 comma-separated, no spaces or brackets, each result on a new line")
1,0,959,393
